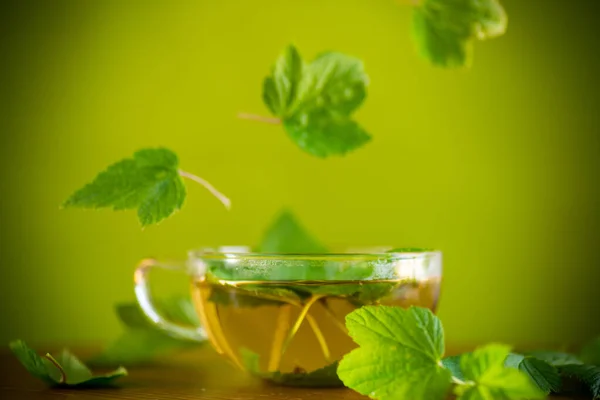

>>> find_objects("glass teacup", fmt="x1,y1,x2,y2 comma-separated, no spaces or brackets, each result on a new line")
134,247,442,386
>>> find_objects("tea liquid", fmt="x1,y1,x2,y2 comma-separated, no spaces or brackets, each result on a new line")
192,278,440,374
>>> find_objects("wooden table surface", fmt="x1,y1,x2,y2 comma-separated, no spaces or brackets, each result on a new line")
0,346,590,400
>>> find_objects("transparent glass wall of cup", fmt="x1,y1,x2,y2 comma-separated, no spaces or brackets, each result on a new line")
134,247,442,385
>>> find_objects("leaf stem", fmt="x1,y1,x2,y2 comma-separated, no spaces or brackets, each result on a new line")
237,112,282,125
280,295,324,362
178,170,231,210
269,305,291,372
44,354,66,384
306,313,331,363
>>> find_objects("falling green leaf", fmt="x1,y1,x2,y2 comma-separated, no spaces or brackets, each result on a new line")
9,340,126,388
411,0,507,68
63,148,186,226
263,45,371,157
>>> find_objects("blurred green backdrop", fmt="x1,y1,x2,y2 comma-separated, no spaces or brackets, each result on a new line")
1,0,598,348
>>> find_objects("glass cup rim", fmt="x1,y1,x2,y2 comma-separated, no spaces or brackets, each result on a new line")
188,247,441,261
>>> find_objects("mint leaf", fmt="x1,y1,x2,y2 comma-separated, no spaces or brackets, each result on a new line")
412,0,507,68
581,337,600,366
504,353,561,394
442,354,465,381
283,110,370,158
338,306,452,400
9,340,126,388
526,351,583,367
455,344,545,400
91,298,201,366
240,348,342,387
90,329,195,367
263,46,371,157
64,148,185,226
263,45,303,117
259,209,327,253
64,148,230,226
559,364,600,399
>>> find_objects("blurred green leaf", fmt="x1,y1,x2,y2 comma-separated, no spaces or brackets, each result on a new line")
9,340,126,388
259,209,327,253
411,0,507,68
456,344,545,399
526,351,583,367
504,353,561,394
442,354,465,381
92,297,201,367
580,337,600,366
559,364,600,399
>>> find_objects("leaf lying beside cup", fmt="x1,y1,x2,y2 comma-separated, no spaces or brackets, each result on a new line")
9,340,127,388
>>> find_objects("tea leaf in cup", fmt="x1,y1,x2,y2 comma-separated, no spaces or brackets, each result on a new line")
240,347,342,387
63,147,230,227
9,340,127,388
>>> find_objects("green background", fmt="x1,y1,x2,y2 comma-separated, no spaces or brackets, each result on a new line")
1,0,598,348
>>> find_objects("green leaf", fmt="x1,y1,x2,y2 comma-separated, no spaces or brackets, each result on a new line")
295,51,367,116
456,344,545,400
259,209,327,253
338,306,452,400
526,351,583,367
63,148,186,226
581,337,600,366
442,354,465,381
412,0,507,68
504,353,561,394
263,45,303,117
240,348,342,387
283,109,370,158
263,46,371,158
559,364,600,399
90,329,195,367
9,340,127,388
91,297,201,366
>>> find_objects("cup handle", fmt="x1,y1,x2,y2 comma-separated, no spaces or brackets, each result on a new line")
134,258,206,342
